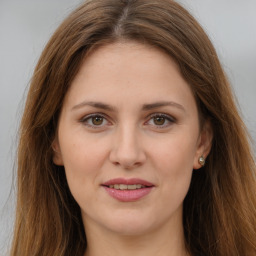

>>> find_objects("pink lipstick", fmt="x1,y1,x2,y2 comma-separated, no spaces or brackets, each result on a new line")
102,178,154,202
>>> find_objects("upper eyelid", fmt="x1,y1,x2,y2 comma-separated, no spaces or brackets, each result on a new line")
80,112,110,121
146,113,176,121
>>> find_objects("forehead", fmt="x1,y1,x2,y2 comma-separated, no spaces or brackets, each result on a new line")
76,41,180,81
64,41,197,113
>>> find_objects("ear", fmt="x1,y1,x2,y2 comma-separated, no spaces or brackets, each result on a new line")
52,137,64,166
193,119,213,169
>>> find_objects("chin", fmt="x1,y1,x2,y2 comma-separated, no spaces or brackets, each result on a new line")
109,223,153,236
102,211,158,236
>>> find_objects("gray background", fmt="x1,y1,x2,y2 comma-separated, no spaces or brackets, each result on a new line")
0,0,255,254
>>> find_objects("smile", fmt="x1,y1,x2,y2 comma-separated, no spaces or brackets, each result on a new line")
102,178,154,202
107,184,146,190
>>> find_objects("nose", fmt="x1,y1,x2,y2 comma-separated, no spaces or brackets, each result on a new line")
109,124,146,169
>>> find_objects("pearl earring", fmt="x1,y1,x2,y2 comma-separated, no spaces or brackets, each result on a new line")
198,156,206,166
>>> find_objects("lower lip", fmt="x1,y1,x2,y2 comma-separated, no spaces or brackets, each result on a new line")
103,186,153,202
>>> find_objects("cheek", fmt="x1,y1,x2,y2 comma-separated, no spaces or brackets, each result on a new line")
59,132,109,196
150,133,197,199
152,132,198,172
60,128,108,168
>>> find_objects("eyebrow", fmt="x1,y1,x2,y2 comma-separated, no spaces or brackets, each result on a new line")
71,101,185,112
142,101,185,112
72,101,116,111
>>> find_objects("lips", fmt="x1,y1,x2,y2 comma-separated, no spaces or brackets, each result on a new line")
102,178,154,202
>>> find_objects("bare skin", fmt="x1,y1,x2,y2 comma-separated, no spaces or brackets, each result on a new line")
53,41,212,256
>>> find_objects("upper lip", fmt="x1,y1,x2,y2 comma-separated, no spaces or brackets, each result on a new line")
102,178,154,187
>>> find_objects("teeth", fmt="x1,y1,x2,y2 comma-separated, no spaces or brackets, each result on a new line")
108,184,146,190
128,184,136,190
119,184,127,190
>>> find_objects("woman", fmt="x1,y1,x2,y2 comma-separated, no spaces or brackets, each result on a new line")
11,0,256,255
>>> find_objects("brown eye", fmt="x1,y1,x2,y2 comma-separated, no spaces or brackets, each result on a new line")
153,116,166,125
92,116,104,125
146,113,175,129
81,114,111,129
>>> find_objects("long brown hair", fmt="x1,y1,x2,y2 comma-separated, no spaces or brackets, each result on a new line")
11,0,256,255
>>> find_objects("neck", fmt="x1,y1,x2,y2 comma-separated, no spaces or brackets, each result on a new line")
83,216,189,256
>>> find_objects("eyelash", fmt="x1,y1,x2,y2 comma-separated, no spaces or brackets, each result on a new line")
80,113,175,129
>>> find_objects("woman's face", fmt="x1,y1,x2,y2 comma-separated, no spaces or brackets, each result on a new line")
53,42,211,236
